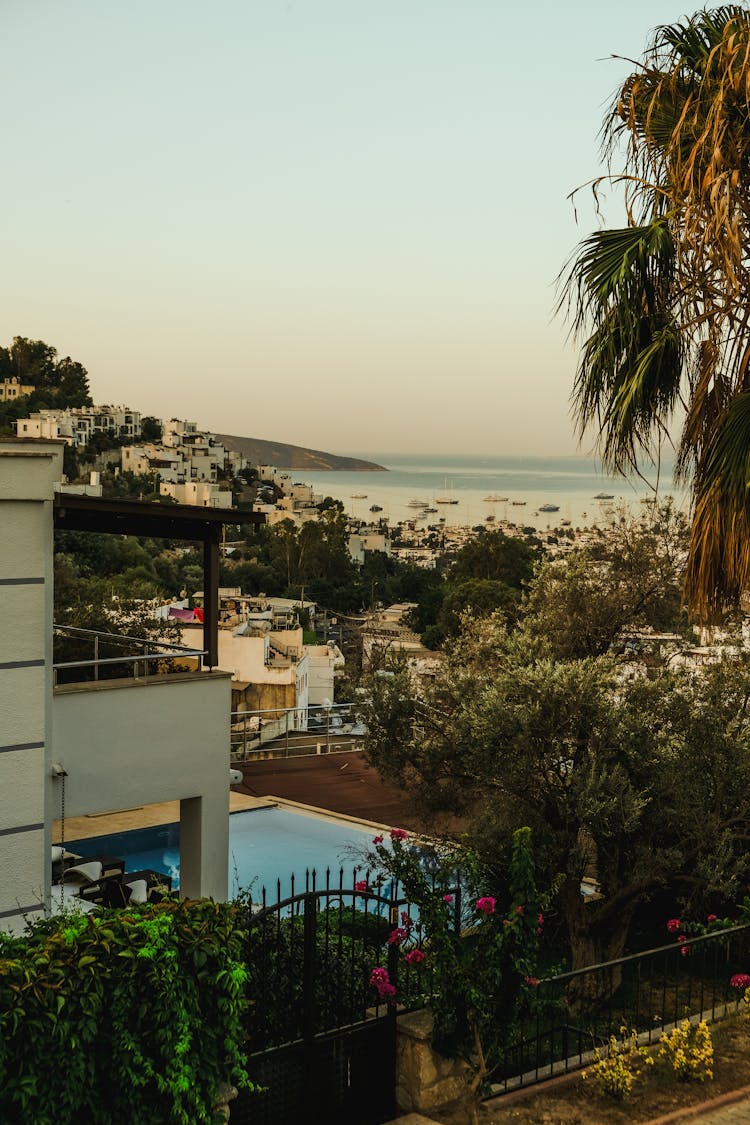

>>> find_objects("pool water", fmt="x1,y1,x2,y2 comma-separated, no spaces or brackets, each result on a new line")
67,806,378,901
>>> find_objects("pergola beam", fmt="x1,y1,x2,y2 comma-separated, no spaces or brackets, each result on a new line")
53,494,264,668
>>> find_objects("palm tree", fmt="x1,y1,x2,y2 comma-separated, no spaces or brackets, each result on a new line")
562,6,750,621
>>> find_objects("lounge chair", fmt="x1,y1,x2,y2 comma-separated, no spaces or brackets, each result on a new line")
60,861,103,885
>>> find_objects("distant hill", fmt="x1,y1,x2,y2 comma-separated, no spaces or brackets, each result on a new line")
217,433,387,472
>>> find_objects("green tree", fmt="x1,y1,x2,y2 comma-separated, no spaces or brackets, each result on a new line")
363,619,750,972
562,7,750,621
139,415,163,442
522,501,689,659
449,528,539,587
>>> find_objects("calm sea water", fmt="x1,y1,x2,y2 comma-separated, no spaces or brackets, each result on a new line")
301,453,686,531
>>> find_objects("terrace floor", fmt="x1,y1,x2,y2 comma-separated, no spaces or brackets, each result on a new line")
53,791,269,841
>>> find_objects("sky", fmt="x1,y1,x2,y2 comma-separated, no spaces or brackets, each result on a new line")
1,1,693,457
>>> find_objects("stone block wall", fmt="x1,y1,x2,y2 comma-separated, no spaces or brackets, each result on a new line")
396,1009,469,1114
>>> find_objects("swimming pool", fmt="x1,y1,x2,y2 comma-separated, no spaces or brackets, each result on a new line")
67,806,379,901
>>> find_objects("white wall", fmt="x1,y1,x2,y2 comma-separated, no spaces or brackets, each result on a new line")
306,646,336,705
52,672,232,901
0,439,64,929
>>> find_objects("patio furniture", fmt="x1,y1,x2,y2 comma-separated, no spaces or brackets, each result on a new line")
60,860,104,885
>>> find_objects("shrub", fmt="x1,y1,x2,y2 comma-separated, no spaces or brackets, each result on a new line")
0,900,251,1124
585,1027,653,1099
659,1019,714,1082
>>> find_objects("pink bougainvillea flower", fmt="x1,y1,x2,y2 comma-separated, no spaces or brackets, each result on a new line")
387,927,408,946
677,934,687,943
390,828,408,841
524,976,540,987
666,918,681,934
400,911,414,929
442,894,453,903
537,913,544,927
355,880,368,893
370,966,397,1000
707,914,718,923
372,835,384,845
404,949,426,965
730,973,750,991
681,946,690,957
476,896,496,915
514,905,524,915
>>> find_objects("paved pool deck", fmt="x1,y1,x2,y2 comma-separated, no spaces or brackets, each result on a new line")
53,791,269,842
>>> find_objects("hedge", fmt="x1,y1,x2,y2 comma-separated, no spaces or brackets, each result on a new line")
0,900,251,1124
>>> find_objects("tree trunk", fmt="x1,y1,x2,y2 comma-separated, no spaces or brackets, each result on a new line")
561,878,632,1006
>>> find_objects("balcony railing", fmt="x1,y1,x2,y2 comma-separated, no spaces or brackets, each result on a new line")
230,703,366,762
53,623,207,687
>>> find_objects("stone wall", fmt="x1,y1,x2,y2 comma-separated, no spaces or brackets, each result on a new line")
396,1009,469,1114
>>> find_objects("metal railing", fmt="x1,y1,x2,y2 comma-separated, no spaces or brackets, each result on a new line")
230,703,367,761
52,623,207,686
492,923,750,1094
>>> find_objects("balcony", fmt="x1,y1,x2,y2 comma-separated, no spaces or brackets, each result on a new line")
51,625,233,901
53,623,207,687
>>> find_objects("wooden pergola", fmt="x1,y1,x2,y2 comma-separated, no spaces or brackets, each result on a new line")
53,494,265,668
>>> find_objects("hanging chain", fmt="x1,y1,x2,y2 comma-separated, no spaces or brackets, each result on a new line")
57,772,66,900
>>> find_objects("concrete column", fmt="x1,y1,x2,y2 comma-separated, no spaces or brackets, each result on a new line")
0,439,64,930
180,790,229,901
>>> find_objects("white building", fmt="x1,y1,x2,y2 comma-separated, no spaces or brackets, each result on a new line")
159,481,232,508
349,525,392,565
0,376,35,401
0,439,239,931
17,405,141,447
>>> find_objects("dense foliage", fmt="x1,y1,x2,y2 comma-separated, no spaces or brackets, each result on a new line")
0,336,91,434
363,508,750,970
0,901,251,1125
367,829,545,1123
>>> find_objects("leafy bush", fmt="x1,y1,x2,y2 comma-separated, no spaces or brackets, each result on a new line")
0,901,251,1124
659,1018,714,1082
584,1027,653,1099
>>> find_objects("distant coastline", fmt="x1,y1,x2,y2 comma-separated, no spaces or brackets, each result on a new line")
217,433,387,472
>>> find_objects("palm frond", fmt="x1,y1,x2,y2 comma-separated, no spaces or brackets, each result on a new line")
685,391,750,619
562,219,682,471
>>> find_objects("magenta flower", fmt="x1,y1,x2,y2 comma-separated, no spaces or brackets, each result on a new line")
404,949,426,965
355,879,368,893
442,894,453,903
707,914,718,923
730,973,750,992
677,934,687,943
666,918,681,934
514,904,524,916
370,966,397,1000
387,927,408,946
524,976,540,987
476,896,496,916
372,834,384,845
400,911,413,929
390,828,408,841
537,913,544,927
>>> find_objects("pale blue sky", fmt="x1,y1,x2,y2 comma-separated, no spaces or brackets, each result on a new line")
2,1,690,456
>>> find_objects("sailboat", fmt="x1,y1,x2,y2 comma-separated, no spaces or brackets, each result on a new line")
435,478,459,504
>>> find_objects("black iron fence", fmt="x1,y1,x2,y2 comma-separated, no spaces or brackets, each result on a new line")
232,864,458,1125
493,922,750,1094
233,868,750,1116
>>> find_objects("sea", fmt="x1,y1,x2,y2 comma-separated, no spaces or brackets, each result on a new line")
299,453,687,532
